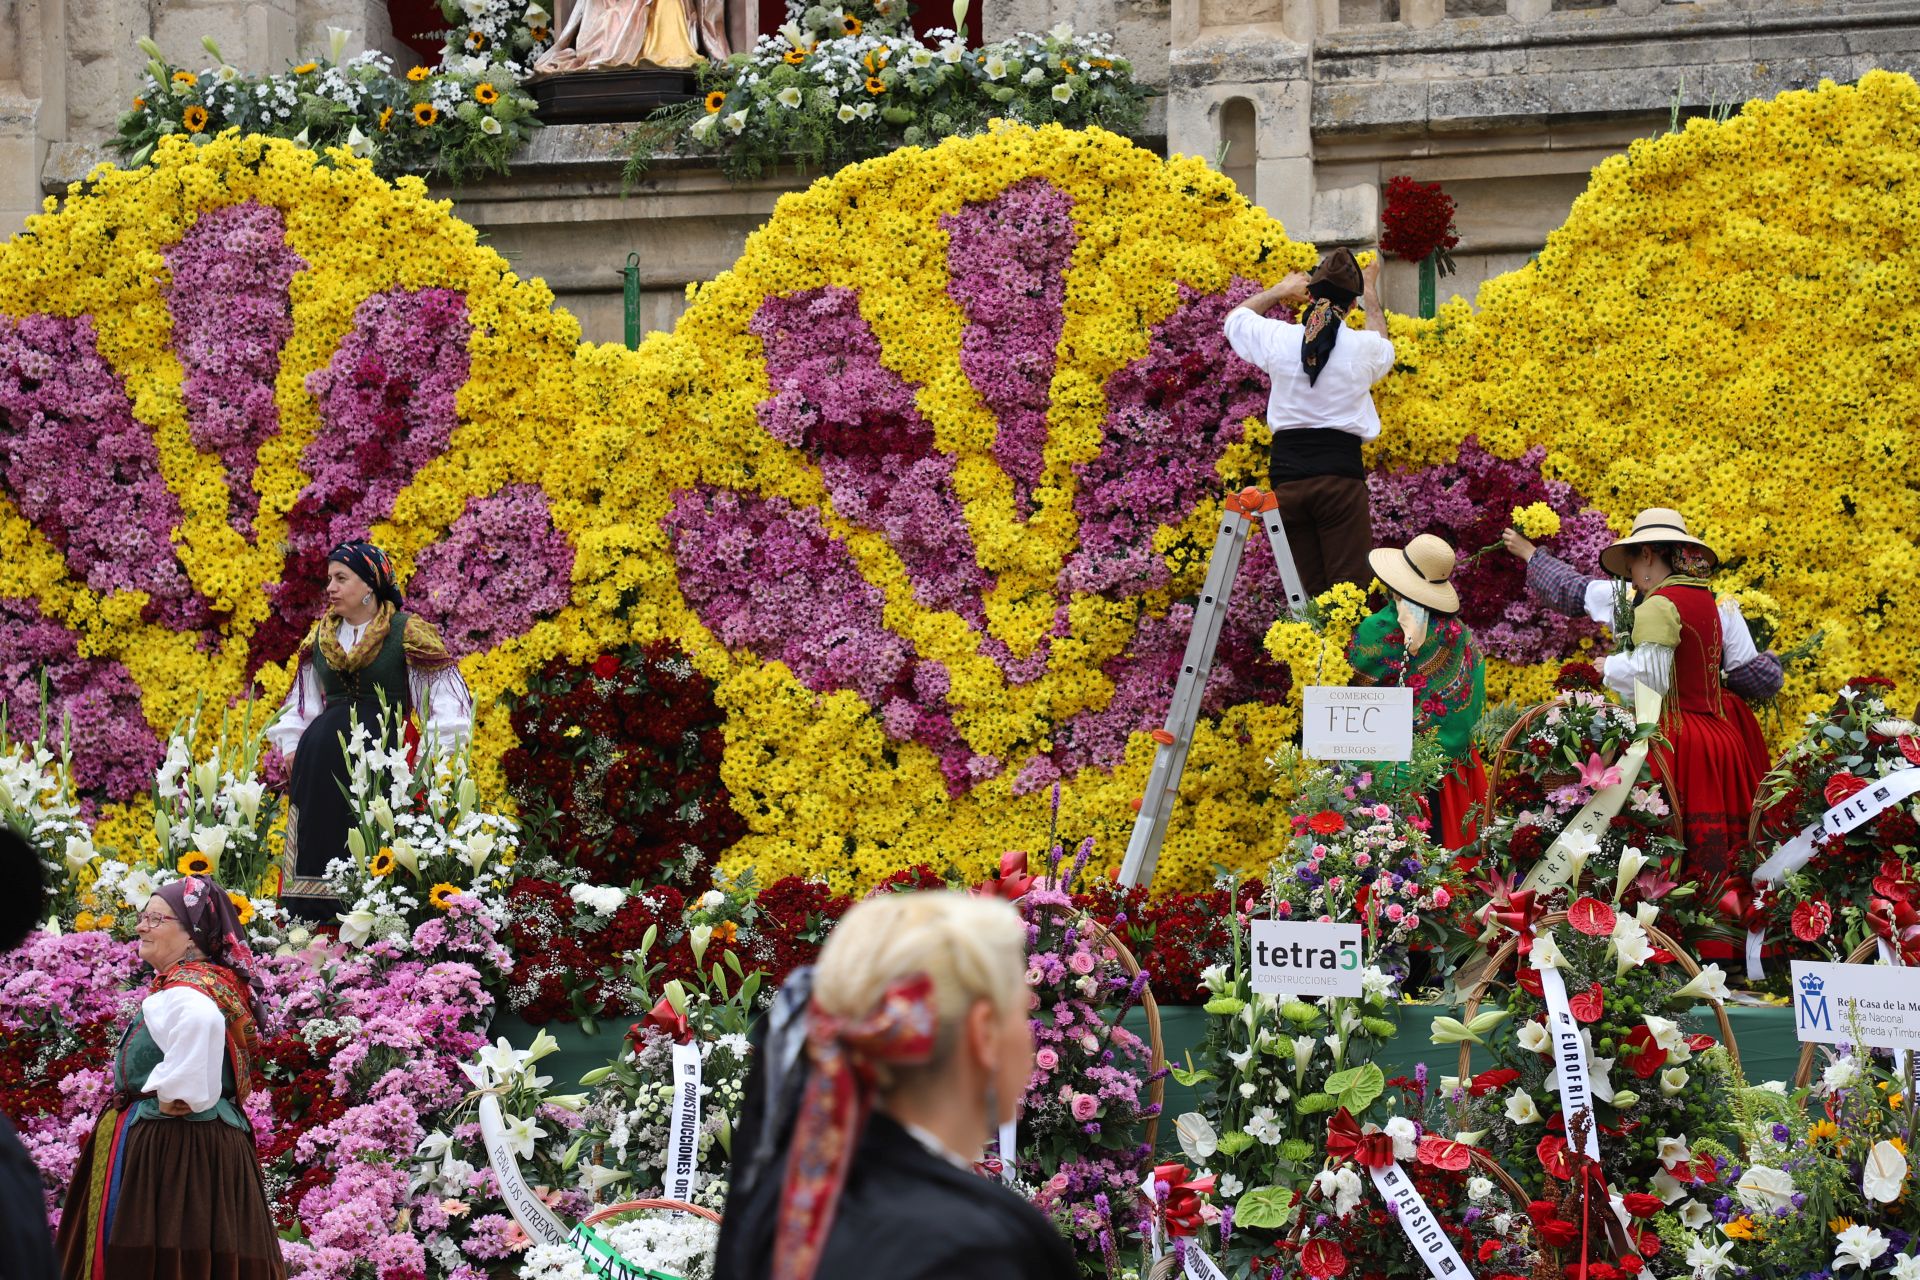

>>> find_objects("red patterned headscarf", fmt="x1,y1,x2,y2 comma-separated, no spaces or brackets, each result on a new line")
152,875,270,1030
771,973,940,1280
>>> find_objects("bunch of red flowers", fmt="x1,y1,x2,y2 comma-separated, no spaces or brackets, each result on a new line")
500,877,700,1022
502,643,743,887
1380,175,1460,266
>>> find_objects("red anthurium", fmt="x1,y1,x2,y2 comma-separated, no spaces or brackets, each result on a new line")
1621,1025,1668,1078
1825,772,1868,806
1684,1033,1716,1053
1900,735,1920,767
1568,896,1617,937
1537,1134,1573,1180
1301,1238,1348,1279
1568,982,1605,1023
1647,946,1676,964
1516,966,1544,998
1416,1135,1473,1171
1791,899,1833,942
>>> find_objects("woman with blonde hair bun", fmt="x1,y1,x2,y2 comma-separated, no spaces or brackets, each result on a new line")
713,892,1075,1280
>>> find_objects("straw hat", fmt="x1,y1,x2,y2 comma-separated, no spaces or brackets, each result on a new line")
1368,534,1460,614
1599,508,1719,578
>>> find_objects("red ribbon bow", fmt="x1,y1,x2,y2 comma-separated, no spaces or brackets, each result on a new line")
1325,1107,1395,1170
1868,896,1920,965
638,995,692,1045
1486,888,1546,957
1715,877,1769,931
773,974,939,1280
1150,1162,1217,1237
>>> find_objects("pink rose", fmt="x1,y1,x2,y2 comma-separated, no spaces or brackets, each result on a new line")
1384,903,1405,923
1045,1172,1071,1196
1405,913,1421,929
1070,1093,1099,1122
1035,1047,1059,1071
1353,852,1372,869
1068,950,1096,975
1432,887,1452,909
1276,899,1292,917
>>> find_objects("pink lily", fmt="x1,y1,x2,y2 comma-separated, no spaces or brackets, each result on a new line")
1576,752,1622,791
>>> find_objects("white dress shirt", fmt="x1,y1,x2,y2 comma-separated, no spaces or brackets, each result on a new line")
1223,306,1396,437
1598,588,1760,703
139,986,227,1113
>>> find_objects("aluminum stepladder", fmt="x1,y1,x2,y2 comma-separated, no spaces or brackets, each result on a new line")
1115,488,1310,890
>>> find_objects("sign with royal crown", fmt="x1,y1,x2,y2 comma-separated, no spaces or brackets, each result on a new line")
1791,961,1920,1052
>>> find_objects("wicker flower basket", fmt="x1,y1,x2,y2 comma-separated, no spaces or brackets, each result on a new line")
579,1198,722,1227
1276,1146,1549,1265
1078,915,1167,1152
1457,910,1742,1083
1484,698,1685,844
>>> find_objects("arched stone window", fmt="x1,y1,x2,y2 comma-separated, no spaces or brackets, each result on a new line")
1219,95,1257,204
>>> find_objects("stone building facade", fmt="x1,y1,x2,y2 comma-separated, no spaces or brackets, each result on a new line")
13,0,1920,341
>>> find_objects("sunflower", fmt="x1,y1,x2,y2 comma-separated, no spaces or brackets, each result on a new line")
132,96,146,110
783,47,807,65
293,61,318,73
467,30,488,48
428,882,459,911
840,13,862,34
413,102,439,127
704,90,727,113
172,70,198,86
178,851,213,876
407,65,432,82
530,24,549,40
227,891,254,925
474,82,499,105
377,105,394,131
369,847,397,878
182,105,209,133
865,76,885,95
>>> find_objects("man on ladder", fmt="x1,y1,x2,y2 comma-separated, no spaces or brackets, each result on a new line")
1119,248,1395,889
1223,247,1393,598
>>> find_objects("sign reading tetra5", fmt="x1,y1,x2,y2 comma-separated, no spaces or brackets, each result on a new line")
1249,921,1364,997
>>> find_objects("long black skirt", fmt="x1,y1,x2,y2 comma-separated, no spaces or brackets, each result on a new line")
57,1111,285,1280
281,699,370,922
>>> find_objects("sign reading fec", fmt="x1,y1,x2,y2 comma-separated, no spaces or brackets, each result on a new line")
1249,921,1364,997
1790,960,1920,1052
1303,686,1414,762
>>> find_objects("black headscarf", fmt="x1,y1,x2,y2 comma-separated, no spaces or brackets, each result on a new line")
327,539,404,610
152,875,271,1030
1300,248,1365,387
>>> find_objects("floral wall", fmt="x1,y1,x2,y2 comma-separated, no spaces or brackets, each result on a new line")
4,73,1918,892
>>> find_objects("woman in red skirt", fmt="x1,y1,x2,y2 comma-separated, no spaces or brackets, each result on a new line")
1598,509,1771,886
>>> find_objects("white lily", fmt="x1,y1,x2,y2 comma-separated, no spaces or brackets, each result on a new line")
1614,846,1647,902
503,1112,546,1160
338,907,377,948
1674,963,1730,1003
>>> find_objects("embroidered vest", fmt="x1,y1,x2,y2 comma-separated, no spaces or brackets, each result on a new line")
318,611,413,716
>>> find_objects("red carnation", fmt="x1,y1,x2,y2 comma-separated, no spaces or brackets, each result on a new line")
1479,1241,1503,1263
592,653,621,679
1380,175,1460,265
1791,899,1834,941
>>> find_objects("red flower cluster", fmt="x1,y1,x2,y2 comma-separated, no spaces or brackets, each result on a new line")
742,875,855,986
501,877,696,1022
502,643,744,887
1070,881,1247,1000
1380,175,1460,264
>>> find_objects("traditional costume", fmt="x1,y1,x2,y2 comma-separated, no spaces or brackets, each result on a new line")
57,878,284,1280
713,974,1076,1280
1598,510,1770,885
1223,248,1395,596
1347,534,1489,854
1520,546,1784,701
266,541,470,920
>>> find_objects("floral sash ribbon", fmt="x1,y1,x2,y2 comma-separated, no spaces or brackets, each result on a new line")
772,973,938,1280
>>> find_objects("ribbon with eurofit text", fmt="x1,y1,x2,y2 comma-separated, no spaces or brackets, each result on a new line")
664,1042,702,1204
1367,1161,1475,1280
1521,684,1660,895
1538,962,1652,1273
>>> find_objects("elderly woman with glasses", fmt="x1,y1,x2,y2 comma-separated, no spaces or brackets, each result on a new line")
57,877,285,1280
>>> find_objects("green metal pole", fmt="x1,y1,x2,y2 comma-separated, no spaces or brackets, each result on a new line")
1418,254,1437,320
622,251,641,350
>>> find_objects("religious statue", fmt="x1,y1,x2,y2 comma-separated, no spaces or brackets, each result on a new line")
533,0,727,73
